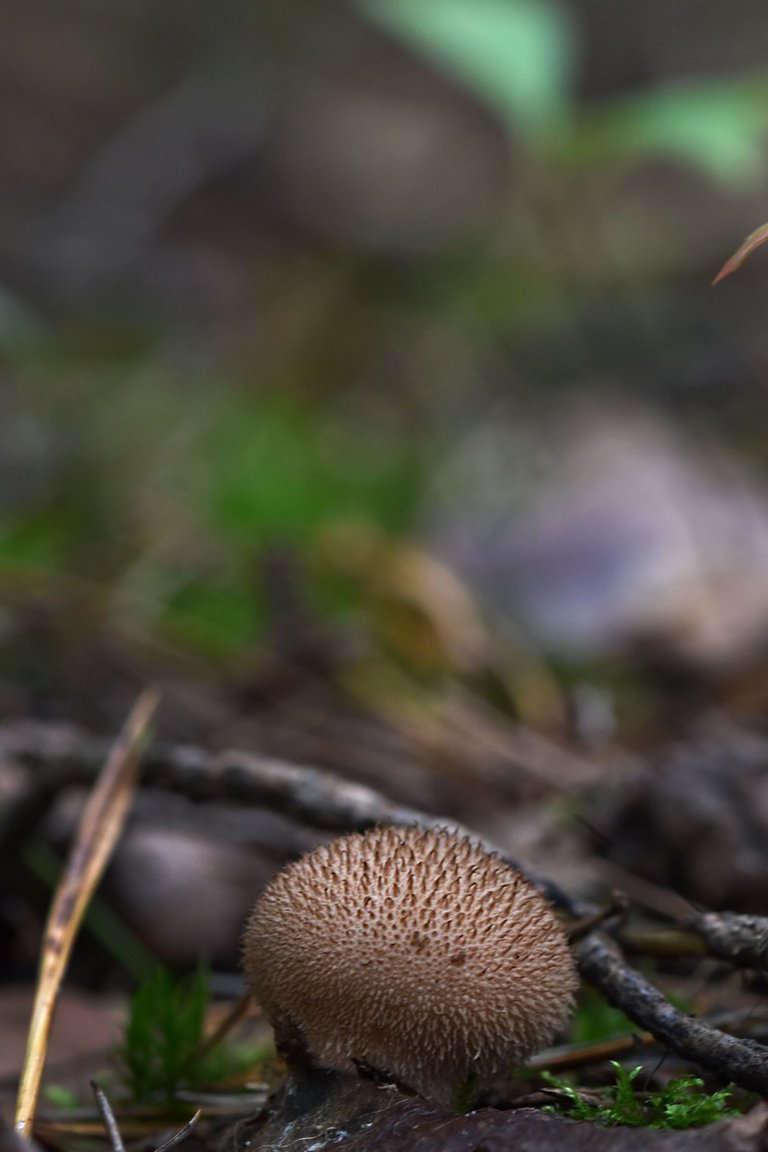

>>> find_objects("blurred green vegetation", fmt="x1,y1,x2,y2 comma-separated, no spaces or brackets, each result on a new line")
3,0,768,674
569,988,634,1045
360,0,768,183
116,965,263,1104
2,356,427,660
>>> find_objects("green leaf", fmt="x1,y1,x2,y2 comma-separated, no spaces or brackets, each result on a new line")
43,1085,81,1110
575,79,768,187
357,0,577,141
610,1062,646,1126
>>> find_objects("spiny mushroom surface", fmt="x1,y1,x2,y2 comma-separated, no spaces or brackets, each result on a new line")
243,825,577,1108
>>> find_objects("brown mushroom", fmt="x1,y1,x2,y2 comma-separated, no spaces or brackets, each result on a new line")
243,825,577,1108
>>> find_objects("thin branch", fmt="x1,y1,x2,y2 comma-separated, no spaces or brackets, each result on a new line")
90,1082,125,1152
6,717,768,1098
0,721,583,914
90,1080,200,1152
577,932,768,1096
687,911,768,971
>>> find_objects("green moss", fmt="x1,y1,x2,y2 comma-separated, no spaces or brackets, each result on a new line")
542,1061,739,1129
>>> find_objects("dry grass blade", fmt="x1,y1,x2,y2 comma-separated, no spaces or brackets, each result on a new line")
152,1110,202,1152
526,1032,655,1074
14,688,159,1139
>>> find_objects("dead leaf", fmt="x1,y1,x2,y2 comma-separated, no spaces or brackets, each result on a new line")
713,221,768,284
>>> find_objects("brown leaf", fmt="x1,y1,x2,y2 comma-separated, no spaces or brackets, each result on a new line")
713,222,768,284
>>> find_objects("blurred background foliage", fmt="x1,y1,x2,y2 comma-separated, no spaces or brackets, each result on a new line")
4,0,768,734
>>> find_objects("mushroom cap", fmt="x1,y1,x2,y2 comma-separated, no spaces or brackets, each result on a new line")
243,825,577,1107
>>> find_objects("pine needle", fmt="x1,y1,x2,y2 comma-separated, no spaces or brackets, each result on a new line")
14,688,159,1138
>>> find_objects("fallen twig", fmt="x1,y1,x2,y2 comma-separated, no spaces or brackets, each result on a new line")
91,1081,126,1152
0,720,582,914
4,717,768,1099
577,932,768,1096
687,912,768,971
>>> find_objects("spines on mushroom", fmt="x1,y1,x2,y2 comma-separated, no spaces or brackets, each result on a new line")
243,825,577,1109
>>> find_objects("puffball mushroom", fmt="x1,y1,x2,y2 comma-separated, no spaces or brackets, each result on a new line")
243,825,577,1108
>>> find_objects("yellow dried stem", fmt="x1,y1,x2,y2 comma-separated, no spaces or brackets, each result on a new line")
15,688,159,1138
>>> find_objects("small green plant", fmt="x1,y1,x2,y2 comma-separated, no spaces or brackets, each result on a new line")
116,965,260,1105
542,1061,738,1129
